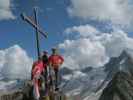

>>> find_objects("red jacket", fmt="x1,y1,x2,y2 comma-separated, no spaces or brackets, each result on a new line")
32,60,47,79
48,54,64,69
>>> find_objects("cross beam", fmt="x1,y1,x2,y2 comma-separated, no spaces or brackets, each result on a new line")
21,13,48,38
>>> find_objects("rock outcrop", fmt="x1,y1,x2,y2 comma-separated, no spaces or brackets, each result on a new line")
0,81,33,100
99,71,133,100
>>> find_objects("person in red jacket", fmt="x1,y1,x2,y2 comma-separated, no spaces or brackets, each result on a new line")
31,51,48,100
48,48,64,91
32,60,44,100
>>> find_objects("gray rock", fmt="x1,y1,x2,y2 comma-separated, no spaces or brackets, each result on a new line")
0,80,33,100
99,71,133,100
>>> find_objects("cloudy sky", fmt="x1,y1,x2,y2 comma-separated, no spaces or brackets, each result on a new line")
1,0,133,78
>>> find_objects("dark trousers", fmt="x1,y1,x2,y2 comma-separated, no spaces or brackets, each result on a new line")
54,68,59,89
43,67,48,90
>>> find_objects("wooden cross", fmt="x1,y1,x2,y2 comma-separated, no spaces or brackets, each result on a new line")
21,7,48,59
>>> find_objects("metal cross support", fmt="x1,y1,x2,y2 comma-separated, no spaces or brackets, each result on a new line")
21,8,48,59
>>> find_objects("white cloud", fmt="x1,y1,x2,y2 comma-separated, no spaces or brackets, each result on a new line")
0,0,15,20
0,51,5,69
99,30,127,57
64,25,99,38
0,45,33,80
59,38,108,69
67,0,133,25
59,25,133,69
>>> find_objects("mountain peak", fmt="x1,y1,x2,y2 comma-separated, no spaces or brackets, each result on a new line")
119,50,130,59
104,50,133,79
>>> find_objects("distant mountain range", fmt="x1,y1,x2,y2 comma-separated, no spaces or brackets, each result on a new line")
60,50,133,100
